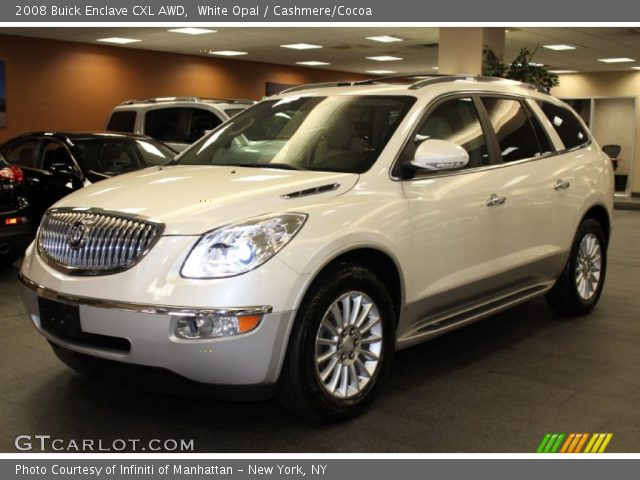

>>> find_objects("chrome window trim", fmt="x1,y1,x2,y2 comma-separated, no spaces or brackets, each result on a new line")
19,273,273,317
388,90,592,182
37,207,165,276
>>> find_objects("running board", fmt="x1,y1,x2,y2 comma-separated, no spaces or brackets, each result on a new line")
396,283,552,350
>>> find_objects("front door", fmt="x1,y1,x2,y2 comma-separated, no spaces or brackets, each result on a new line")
400,95,512,333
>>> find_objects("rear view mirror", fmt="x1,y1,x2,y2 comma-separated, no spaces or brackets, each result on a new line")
409,139,469,171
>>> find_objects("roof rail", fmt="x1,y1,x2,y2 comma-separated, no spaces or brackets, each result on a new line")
408,74,544,92
277,74,544,95
120,97,256,105
279,82,357,94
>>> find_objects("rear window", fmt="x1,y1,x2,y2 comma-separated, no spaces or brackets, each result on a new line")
224,108,245,118
145,107,222,144
481,97,547,162
107,111,136,133
539,102,590,150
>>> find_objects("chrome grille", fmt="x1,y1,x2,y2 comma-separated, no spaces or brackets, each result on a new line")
38,208,164,275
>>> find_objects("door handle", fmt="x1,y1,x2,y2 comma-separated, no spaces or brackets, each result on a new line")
486,194,507,207
554,179,571,190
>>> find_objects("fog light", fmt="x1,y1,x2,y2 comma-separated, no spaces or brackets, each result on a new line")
174,313,262,339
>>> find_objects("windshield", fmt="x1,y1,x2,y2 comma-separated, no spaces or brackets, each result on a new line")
176,95,416,173
71,137,175,176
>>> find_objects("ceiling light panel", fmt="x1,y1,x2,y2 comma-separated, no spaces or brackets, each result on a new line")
366,56,403,61
209,50,248,56
281,43,323,50
598,57,635,63
366,35,403,43
168,28,216,35
543,44,576,51
96,37,141,44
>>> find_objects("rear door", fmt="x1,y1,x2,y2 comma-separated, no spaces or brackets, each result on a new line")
479,95,574,288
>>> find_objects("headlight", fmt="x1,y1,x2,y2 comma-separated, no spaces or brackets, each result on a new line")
181,213,307,278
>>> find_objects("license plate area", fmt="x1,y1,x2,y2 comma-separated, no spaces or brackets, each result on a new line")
38,297,82,339
37,297,131,353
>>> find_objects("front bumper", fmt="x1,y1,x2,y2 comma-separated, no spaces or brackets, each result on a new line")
20,273,295,387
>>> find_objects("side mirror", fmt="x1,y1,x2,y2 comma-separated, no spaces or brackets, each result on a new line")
409,139,469,171
49,162,73,174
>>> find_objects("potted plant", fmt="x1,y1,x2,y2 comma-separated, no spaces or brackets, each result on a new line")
483,46,559,92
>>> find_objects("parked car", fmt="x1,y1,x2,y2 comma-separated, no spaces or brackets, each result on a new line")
19,75,614,420
106,96,256,152
0,131,175,225
0,154,32,267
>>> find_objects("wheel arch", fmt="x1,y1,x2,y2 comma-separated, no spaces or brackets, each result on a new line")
581,204,611,243
296,246,405,325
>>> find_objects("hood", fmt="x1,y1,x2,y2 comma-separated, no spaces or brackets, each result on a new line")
53,165,359,235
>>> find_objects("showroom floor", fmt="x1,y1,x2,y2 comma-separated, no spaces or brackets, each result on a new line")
1,210,639,453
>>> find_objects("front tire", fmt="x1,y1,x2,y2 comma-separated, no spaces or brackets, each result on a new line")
546,218,607,316
277,263,395,421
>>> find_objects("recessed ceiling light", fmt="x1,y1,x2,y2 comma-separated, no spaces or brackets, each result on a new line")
281,43,322,50
598,57,635,63
366,56,403,62
632,66,640,70
433,66,439,70
548,69,579,74
209,50,248,56
97,37,141,45
296,61,330,66
366,70,397,75
543,44,576,51
168,28,216,35
366,35,403,43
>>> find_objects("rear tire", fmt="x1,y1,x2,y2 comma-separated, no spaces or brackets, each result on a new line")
546,218,607,316
277,263,395,421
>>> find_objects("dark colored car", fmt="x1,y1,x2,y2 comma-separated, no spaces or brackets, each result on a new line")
0,153,32,267
0,132,175,224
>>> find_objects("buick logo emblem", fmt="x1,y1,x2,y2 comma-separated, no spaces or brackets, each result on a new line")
68,222,88,249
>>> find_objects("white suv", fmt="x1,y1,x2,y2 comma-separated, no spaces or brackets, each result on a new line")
21,75,613,420
106,96,255,152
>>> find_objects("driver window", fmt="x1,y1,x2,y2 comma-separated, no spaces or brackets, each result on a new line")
41,141,75,172
406,97,490,171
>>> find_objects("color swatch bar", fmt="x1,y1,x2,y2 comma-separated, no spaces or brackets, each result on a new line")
536,433,613,453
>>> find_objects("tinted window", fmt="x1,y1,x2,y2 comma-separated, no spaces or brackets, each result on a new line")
2,139,39,168
187,109,222,143
41,141,75,172
177,96,416,174
107,111,137,133
539,102,589,150
407,97,490,169
145,108,224,144
482,98,544,162
224,108,245,118
71,138,174,175
527,107,554,155
145,108,183,142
